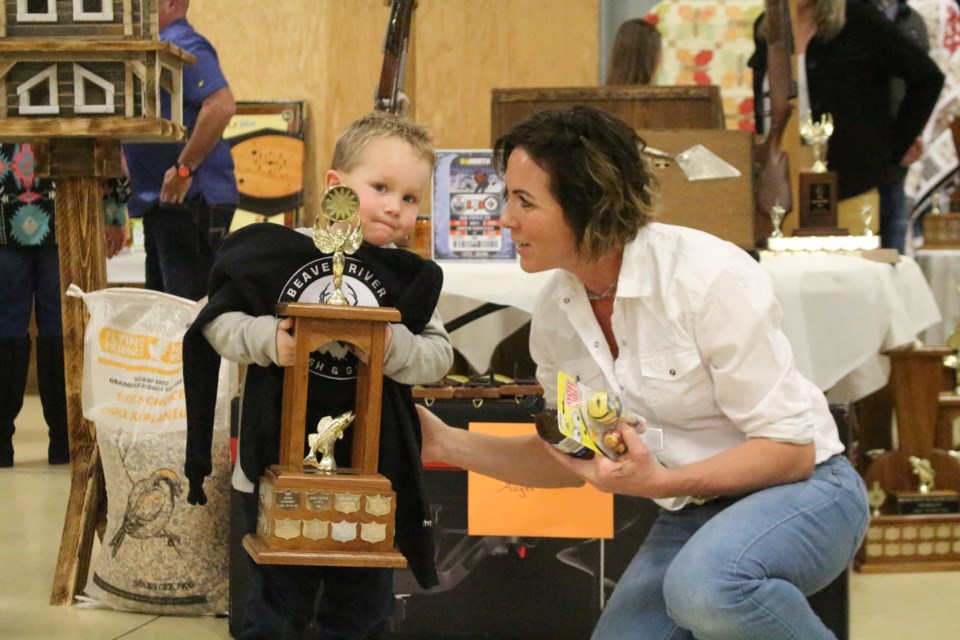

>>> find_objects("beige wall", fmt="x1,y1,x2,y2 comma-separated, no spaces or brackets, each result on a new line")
189,0,598,222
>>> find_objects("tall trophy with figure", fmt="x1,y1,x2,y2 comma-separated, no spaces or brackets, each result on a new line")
243,185,407,568
797,112,843,233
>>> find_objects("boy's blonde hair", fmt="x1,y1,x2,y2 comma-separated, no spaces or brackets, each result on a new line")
331,112,435,172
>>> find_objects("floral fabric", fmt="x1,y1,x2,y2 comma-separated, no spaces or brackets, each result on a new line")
649,0,763,131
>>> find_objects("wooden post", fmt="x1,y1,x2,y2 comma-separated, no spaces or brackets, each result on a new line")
34,139,121,605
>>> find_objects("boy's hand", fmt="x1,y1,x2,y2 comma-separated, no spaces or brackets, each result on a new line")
276,317,295,366
385,324,393,351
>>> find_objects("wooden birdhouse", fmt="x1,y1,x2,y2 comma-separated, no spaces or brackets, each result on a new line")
0,0,193,142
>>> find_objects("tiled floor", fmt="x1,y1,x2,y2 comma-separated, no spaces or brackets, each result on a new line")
2,394,959,639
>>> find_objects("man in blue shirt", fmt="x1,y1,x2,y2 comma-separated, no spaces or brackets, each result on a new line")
123,0,238,300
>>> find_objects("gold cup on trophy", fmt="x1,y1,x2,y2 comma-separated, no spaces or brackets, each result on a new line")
798,112,841,231
799,112,833,174
313,184,364,306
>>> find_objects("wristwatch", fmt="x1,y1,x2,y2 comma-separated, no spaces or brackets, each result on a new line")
175,161,194,179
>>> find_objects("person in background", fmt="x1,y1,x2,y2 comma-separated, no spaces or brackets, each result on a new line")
0,143,128,467
750,0,943,235
122,0,237,301
864,0,931,253
183,112,452,640
605,17,662,86
417,106,868,639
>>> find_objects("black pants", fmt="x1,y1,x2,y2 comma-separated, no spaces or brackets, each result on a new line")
141,200,235,301
237,490,395,640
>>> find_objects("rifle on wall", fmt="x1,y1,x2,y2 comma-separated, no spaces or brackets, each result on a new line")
374,0,415,115
755,0,797,218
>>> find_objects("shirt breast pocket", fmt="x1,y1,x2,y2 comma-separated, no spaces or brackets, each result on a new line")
639,347,712,419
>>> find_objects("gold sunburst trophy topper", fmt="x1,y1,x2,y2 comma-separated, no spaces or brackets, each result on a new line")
313,184,364,306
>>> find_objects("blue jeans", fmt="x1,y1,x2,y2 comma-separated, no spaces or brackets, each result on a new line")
592,455,868,640
0,244,62,337
878,180,908,255
141,200,234,301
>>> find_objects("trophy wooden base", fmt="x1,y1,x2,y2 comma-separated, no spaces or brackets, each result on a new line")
855,513,960,573
925,213,960,249
244,465,408,568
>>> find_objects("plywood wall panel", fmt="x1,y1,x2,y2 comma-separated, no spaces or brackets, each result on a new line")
416,0,599,149
187,0,598,221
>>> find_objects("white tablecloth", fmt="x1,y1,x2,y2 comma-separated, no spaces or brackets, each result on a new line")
108,251,942,401
759,254,940,401
914,249,960,345
438,255,941,402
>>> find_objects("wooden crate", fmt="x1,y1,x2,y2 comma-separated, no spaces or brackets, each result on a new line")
638,129,755,249
490,85,725,146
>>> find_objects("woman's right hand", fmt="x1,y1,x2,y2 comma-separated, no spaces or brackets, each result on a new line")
416,404,449,464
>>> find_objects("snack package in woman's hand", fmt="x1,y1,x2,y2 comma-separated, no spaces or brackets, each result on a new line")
556,371,664,460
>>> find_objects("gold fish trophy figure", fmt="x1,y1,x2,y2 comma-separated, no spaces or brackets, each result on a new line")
304,411,356,473
314,184,364,306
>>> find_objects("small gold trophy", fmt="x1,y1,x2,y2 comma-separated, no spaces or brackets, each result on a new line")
798,112,841,232
867,481,886,517
313,185,364,306
769,202,786,240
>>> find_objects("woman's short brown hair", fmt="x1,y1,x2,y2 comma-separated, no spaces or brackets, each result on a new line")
493,106,656,261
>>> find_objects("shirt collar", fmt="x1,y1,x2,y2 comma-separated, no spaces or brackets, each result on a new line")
554,225,654,301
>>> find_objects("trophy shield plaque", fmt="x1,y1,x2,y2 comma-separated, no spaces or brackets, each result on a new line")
242,185,407,568
797,113,843,233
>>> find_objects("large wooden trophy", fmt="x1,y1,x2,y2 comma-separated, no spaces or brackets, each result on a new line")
243,185,407,568
856,344,960,572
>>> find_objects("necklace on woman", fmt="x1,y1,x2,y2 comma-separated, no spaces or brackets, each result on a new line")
585,281,617,301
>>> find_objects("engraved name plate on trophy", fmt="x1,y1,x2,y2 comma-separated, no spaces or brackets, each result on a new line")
797,112,842,233
892,456,960,515
243,185,407,568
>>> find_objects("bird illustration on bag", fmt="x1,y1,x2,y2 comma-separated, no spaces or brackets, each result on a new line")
109,468,183,557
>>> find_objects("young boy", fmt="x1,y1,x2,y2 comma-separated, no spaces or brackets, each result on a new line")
182,112,452,639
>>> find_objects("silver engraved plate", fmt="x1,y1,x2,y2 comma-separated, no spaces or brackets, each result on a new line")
302,519,330,541
275,490,301,510
331,520,357,542
361,521,387,544
274,518,302,540
365,494,392,517
335,492,361,514
307,492,333,512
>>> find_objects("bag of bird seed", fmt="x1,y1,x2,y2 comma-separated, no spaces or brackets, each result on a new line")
70,286,234,615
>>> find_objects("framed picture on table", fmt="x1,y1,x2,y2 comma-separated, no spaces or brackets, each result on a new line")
432,150,515,260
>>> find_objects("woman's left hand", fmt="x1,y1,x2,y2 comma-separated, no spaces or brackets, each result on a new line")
544,425,663,496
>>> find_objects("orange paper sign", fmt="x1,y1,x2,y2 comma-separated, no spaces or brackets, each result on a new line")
467,423,614,539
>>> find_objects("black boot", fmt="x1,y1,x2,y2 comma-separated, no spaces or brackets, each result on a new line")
37,336,70,465
0,337,31,467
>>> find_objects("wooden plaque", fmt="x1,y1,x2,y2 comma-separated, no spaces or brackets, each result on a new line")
798,171,839,230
